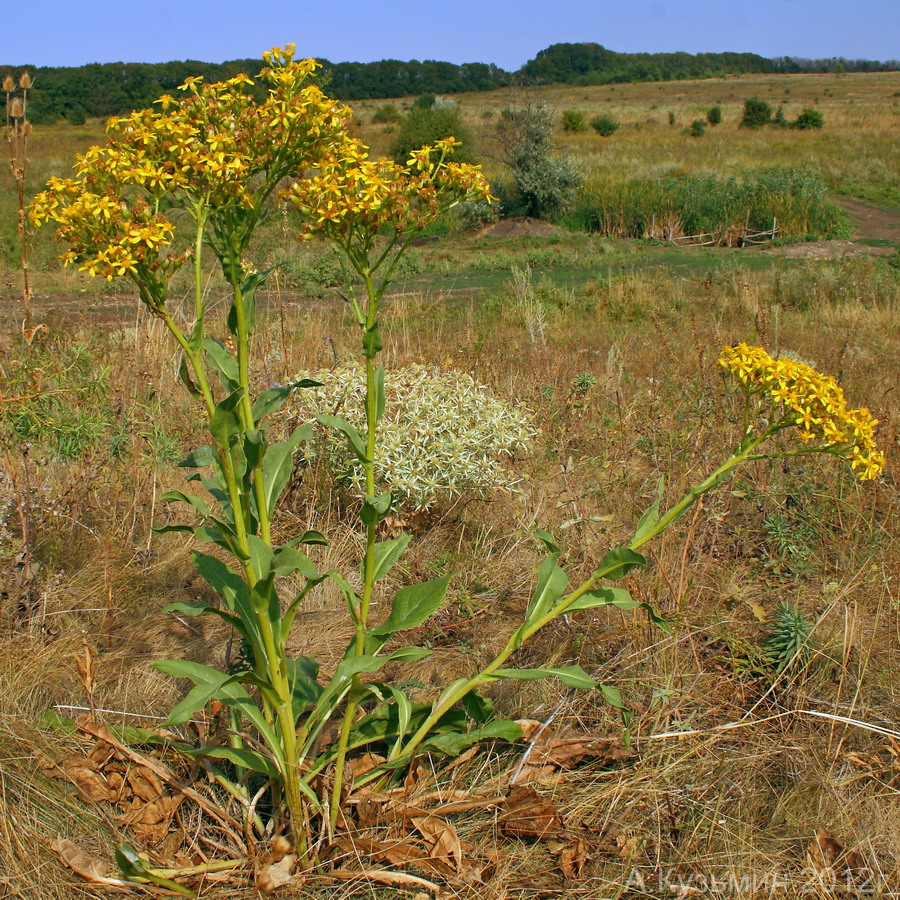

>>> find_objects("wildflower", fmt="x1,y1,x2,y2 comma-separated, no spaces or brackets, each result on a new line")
719,343,885,480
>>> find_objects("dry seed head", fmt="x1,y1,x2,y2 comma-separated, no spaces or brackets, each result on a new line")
18,72,31,89
2,76,14,93
22,120,31,135
8,98,22,118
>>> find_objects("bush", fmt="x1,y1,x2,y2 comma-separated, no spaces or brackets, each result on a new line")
688,119,706,138
493,103,583,220
561,109,587,132
590,113,619,136
740,97,773,128
794,107,824,129
706,105,722,126
371,103,400,124
390,96,475,165
296,365,537,510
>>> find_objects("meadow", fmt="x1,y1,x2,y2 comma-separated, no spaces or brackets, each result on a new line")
0,68,899,898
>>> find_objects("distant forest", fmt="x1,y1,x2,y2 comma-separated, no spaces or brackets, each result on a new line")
5,42,899,124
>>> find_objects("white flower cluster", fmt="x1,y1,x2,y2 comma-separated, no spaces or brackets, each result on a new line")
295,365,537,510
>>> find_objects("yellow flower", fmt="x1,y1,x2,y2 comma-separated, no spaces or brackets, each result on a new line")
719,343,885,481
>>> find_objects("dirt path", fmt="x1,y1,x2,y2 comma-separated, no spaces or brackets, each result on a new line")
839,197,900,245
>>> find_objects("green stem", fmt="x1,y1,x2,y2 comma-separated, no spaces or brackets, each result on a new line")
329,267,381,829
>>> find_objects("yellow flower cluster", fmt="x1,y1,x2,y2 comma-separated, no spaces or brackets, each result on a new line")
719,343,886,480
285,134,491,246
30,46,348,283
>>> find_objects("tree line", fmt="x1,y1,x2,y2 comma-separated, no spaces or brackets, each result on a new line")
5,43,898,124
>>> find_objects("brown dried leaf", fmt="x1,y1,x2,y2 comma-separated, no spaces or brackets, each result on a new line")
75,641,97,697
117,791,183,843
256,854,296,893
499,786,564,839
558,837,589,878
42,751,116,804
51,839,128,888
329,868,441,893
514,720,634,769
412,816,463,872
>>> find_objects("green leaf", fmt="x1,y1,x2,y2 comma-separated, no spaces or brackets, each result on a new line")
595,547,646,580
566,586,637,612
189,746,280,779
461,690,494,724
420,720,523,756
316,414,370,464
203,337,240,393
362,534,412,585
261,425,312,516
493,664,597,690
370,575,451,638
525,553,568,621
160,490,211,519
153,660,234,726
178,445,216,469
387,645,432,663
272,546,319,579
114,843,195,894
360,491,392,528
362,322,383,358
534,528,561,554
372,364,386,426
178,355,201,398
209,388,245,460
245,535,274,583
634,477,665,544
162,600,243,632
286,656,322,713
192,553,250,614
287,529,329,547
252,380,323,425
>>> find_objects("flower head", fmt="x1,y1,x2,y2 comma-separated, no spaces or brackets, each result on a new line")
719,343,885,480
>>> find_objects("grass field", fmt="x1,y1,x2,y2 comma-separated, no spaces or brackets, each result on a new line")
1,70,899,898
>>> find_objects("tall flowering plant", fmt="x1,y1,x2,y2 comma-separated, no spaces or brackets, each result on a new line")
32,47,885,887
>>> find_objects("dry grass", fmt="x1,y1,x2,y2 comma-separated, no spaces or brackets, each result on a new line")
1,252,899,897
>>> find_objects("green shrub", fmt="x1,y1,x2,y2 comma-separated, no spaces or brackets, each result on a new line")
706,105,722,126
295,365,537,510
561,109,587,132
590,113,619,136
688,119,706,138
390,97,475,165
371,103,400,124
740,97,773,128
493,103,582,220
794,107,824,129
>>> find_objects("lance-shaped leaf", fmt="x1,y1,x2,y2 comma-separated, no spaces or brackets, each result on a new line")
252,379,323,426
271,546,319,579
369,575,451,641
565,586,637,612
188,746,281,780
594,547,646,580
260,425,313,517
525,553,568,621
534,528,561,555
192,553,249,613
286,529,328,547
362,534,412,585
361,491,392,527
316,413,370,464
203,337,240,393
286,655,323,715
633,477,665,545
419,720,523,756
160,490,211,519
492,664,597,690
178,445,216,469
209,388,246,477
372,364,386,427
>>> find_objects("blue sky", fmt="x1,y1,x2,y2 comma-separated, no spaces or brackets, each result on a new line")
4,0,898,69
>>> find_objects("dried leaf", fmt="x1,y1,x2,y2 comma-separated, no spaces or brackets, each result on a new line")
329,868,441,893
499,786,564,839
558,837,589,878
412,816,463,872
256,854,296,893
514,720,634,770
75,640,97,697
51,839,129,888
